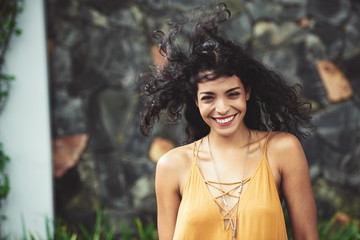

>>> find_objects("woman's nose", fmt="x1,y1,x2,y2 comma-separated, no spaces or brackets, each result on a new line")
215,98,229,114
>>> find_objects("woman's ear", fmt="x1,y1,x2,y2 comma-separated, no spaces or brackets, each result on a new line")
246,87,251,101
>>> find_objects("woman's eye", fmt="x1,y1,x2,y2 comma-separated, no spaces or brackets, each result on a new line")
201,96,213,101
228,92,240,98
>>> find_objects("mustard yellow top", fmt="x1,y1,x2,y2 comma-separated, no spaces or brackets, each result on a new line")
173,132,288,240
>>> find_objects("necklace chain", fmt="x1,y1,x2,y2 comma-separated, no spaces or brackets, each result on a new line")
207,130,251,240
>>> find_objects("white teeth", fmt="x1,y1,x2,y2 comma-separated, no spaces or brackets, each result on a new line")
216,115,234,124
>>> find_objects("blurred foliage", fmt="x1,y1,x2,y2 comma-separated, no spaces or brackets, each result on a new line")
286,209,360,240
0,0,23,111
3,207,356,240
0,142,10,199
318,212,360,240
15,206,158,240
0,0,24,238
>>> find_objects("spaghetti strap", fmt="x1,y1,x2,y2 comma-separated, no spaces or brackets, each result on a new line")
192,141,197,161
193,138,203,163
256,131,263,156
263,132,272,156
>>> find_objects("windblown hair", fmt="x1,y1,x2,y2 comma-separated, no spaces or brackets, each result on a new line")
139,3,312,142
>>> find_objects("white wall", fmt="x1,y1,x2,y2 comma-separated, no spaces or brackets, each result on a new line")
0,0,54,238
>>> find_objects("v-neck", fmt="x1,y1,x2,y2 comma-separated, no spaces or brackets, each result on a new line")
192,137,266,231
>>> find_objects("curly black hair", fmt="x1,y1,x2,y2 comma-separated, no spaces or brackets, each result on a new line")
139,3,312,142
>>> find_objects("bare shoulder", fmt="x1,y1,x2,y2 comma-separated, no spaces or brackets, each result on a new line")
267,132,306,170
156,142,195,195
156,142,194,174
268,131,302,152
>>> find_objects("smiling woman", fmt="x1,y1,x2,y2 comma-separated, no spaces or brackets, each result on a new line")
196,75,250,138
139,3,319,240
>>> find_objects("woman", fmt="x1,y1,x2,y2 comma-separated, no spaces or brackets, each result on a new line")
140,3,319,240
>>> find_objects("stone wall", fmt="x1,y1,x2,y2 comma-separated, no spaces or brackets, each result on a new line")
46,0,360,232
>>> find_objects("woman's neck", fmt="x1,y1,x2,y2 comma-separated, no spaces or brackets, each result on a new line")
208,127,251,150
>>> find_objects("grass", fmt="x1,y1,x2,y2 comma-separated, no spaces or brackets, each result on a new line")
285,210,360,240
20,207,158,240
318,212,360,240
1,208,358,240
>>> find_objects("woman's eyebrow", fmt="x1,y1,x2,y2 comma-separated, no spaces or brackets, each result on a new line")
225,87,241,93
199,91,214,95
199,87,241,95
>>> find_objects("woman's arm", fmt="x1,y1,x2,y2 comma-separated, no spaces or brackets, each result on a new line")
155,149,186,240
275,133,319,240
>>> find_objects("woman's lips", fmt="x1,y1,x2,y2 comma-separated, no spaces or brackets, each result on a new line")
212,114,237,126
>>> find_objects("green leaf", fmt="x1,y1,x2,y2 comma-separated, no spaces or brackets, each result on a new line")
78,224,90,239
45,216,52,240
15,28,22,36
120,220,132,240
21,215,28,240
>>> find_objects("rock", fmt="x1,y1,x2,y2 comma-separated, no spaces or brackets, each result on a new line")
303,34,326,63
89,9,109,28
341,144,360,189
338,54,360,101
255,47,301,86
313,22,344,59
301,133,323,167
98,88,135,146
316,60,353,102
167,0,207,10
252,21,303,50
52,85,87,136
109,8,142,30
307,0,351,25
87,0,131,14
297,58,328,107
149,137,174,163
277,0,306,4
343,14,360,59
50,47,72,84
223,13,252,44
313,101,359,152
130,173,156,212
312,178,360,218
95,151,129,208
144,0,166,10
123,158,155,187
53,134,89,178
281,3,307,21
245,0,283,21
77,150,100,196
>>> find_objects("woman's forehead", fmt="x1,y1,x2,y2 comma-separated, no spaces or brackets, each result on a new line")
198,75,243,89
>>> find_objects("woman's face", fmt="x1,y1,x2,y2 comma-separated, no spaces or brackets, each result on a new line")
196,75,250,137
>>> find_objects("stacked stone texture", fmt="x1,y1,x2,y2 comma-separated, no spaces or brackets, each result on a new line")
47,0,360,232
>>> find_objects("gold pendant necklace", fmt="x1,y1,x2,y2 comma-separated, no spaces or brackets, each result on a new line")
208,130,251,240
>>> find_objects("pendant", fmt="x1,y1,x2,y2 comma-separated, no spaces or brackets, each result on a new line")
222,196,228,206
238,184,243,194
231,217,237,239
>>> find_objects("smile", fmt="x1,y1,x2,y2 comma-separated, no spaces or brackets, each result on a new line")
212,114,237,126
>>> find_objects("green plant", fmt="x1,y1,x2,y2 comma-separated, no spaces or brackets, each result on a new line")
0,0,24,238
55,208,157,240
77,207,115,240
133,218,158,240
0,143,10,199
0,0,23,107
0,0,25,200
285,209,360,240
318,213,360,240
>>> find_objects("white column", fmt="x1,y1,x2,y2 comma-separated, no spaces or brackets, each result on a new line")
0,0,53,238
